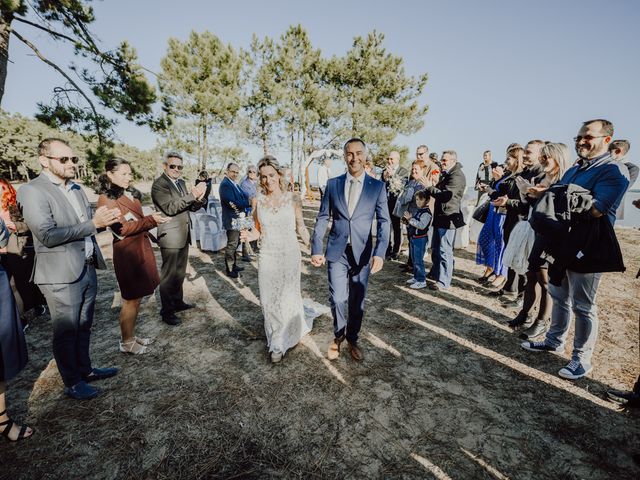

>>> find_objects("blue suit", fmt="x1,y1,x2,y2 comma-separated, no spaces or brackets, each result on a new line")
219,177,250,230
311,173,390,342
219,176,250,273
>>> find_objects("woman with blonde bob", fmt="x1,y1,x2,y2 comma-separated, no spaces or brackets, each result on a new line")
506,142,571,335
244,156,325,363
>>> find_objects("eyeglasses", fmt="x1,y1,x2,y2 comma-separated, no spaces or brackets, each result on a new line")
417,152,427,156
168,164,184,170
248,170,256,174
573,135,608,143
46,155,79,164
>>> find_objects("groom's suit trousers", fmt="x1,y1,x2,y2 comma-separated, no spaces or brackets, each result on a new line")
327,245,370,343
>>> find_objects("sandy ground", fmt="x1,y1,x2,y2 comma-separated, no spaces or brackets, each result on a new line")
1,201,640,479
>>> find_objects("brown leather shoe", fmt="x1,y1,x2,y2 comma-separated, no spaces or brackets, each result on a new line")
348,342,364,362
327,337,343,360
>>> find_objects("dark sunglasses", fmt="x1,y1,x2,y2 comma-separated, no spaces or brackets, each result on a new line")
573,135,608,143
46,155,79,164
168,164,184,170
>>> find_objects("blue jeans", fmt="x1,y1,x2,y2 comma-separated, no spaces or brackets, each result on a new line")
545,270,602,367
410,236,428,282
429,227,456,289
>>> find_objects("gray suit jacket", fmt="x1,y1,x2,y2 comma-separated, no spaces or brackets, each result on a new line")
17,173,106,284
151,173,206,249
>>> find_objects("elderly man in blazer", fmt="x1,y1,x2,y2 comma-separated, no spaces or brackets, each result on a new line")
151,152,208,325
423,150,467,291
18,138,121,400
311,138,390,362
219,163,250,278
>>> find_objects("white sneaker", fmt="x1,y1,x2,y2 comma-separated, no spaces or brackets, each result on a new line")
409,281,427,289
271,351,283,363
406,277,417,284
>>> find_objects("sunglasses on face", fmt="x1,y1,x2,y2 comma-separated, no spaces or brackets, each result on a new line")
46,155,79,164
168,164,184,170
573,135,607,143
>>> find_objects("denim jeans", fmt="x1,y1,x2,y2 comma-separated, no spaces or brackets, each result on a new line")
545,270,602,366
429,227,456,289
410,236,428,282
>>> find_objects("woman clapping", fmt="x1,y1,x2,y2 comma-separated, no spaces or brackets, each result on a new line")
97,158,169,354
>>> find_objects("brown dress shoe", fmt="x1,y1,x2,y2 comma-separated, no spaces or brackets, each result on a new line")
327,337,343,360
348,342,364,361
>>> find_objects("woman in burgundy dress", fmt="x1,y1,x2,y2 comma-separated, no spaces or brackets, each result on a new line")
97,158,169,354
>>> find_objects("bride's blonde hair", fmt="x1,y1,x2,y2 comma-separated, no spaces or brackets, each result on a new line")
257,155,287,194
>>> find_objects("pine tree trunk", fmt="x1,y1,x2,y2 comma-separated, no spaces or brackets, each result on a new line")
0,12,14,106
201,120,207,172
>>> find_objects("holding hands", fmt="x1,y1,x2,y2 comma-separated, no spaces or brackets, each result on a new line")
311,254,326,267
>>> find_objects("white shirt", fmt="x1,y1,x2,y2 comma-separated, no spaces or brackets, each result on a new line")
164,173,184,196
317,164,330,188
43,171,94,259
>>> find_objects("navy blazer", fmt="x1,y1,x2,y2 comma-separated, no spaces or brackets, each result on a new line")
219,177,251,230
311,173,390,265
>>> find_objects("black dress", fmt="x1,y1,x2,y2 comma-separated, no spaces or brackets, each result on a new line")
0,265,28,382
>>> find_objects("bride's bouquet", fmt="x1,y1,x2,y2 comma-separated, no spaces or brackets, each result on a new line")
230,202,255,231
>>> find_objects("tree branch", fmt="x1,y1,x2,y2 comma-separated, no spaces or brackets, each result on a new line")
14,14,158,78
10,28,104,143
12,16,77,44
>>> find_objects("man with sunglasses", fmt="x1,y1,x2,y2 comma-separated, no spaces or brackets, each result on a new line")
152,152,208,325
18,138,122,400
522,119,630,380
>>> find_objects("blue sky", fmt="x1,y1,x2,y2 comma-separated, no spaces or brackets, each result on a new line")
4,0,640,185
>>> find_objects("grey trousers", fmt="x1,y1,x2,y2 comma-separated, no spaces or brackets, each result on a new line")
39,265,97,387
159,244,189,316
545,270,602,366
225,229,240,272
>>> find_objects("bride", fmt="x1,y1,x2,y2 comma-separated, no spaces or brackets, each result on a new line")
244,155,316,363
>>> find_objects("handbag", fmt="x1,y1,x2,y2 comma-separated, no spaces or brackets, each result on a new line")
472,200,490,223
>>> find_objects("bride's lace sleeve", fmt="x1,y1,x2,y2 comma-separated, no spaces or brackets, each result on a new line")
293,193,310,246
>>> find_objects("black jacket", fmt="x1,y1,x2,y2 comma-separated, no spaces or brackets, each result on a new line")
424,162,466,229
530,183,625,284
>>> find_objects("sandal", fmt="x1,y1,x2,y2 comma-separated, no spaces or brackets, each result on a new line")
479,273,496,284
134,336,153,346
1,409,34,442
119,340,148,355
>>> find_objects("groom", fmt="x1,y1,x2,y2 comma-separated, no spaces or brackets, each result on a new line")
311,138,390,362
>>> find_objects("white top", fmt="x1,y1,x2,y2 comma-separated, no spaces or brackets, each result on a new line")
317,164,330,188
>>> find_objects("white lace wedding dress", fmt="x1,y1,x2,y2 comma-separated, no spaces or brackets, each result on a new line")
256,192,326,355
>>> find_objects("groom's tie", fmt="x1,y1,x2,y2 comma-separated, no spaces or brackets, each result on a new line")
347,178,359,217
